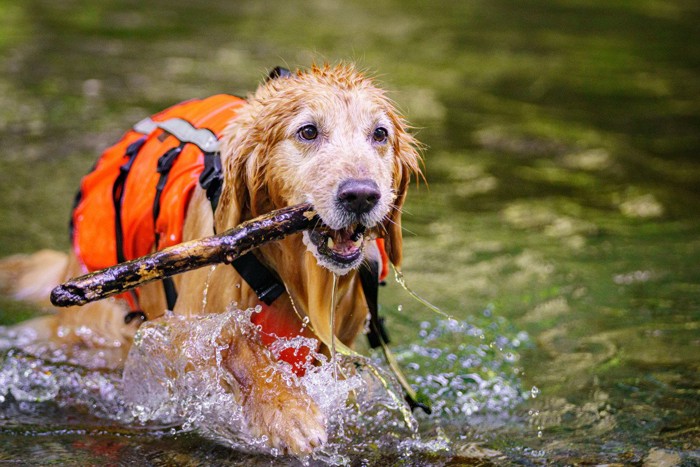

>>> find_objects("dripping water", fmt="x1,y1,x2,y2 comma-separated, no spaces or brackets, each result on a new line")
330,273,339,381
393,265,455,321
200,264,218,313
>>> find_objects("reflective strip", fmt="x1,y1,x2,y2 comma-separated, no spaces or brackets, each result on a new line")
158,118,220,153
133,117,158,135
132,117,220,153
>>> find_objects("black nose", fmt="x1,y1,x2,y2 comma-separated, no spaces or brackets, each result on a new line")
337,179,381,215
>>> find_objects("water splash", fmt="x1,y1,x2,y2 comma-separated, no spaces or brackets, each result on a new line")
0,303,529,463
390,311,530,422
120,306,423,461
0,328,126,420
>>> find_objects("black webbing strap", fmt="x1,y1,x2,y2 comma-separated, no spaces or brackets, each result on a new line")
113,136,147,264
153,144,184,227
358,257,431,414
358,260,391,349
152,143,185,311
109,136,152,322
230,254,286,305
160,277,178,311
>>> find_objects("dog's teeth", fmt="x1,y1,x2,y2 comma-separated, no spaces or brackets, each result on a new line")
327,237,335,249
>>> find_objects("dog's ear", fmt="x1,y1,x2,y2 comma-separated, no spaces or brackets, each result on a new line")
384,119,422,269
214,153,249,231
215,125,256,231
216,126,278,232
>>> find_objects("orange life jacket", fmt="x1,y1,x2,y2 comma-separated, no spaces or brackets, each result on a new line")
72,94,246,270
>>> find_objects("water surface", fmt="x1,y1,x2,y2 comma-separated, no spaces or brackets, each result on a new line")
1,0,699,464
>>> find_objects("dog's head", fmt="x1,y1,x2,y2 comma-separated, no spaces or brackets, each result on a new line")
219,64,421,274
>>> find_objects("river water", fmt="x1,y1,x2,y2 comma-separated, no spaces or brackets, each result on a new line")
0,0,698,465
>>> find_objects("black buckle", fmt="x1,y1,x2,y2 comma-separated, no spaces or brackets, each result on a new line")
199,152,224,212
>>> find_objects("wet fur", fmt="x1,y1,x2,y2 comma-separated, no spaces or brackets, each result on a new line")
0,64,421,454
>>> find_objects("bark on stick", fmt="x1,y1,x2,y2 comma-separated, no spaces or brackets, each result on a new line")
50,204,319,307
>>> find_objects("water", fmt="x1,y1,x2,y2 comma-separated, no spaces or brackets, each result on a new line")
1,0,699,464
0,307,511,464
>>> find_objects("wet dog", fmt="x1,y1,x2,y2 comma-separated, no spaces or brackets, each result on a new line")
0,64,421,454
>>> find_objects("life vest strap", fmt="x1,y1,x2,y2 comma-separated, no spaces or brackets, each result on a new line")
153,144,184,229
113,136,147,263
134,117,220,153
152,143,186,311
132,116,158,135
230,253,286,305
358,259,391,349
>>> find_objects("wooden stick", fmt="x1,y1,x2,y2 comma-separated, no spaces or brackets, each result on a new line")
50,204,319,307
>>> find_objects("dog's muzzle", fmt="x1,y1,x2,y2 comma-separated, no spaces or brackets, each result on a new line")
304,178,382,274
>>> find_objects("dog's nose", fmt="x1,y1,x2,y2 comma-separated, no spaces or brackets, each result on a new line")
337,179,381,215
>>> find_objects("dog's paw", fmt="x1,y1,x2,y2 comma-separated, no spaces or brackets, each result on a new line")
244,381,327,455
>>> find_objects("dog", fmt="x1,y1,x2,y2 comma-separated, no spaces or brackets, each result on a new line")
0,63,422,454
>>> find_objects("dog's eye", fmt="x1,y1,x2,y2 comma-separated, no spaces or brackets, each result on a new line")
372,127,388,144
298,124,319,141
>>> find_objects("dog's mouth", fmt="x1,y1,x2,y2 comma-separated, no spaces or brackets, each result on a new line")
306,223,367,272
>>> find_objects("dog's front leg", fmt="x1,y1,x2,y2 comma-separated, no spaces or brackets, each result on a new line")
221,329,327,455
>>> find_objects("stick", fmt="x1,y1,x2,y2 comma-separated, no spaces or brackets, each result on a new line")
50,204,319,307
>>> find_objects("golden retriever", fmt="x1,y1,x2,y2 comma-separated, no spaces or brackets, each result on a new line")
0,63,421,454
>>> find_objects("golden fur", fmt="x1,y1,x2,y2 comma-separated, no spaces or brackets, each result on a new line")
0,64,421,454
